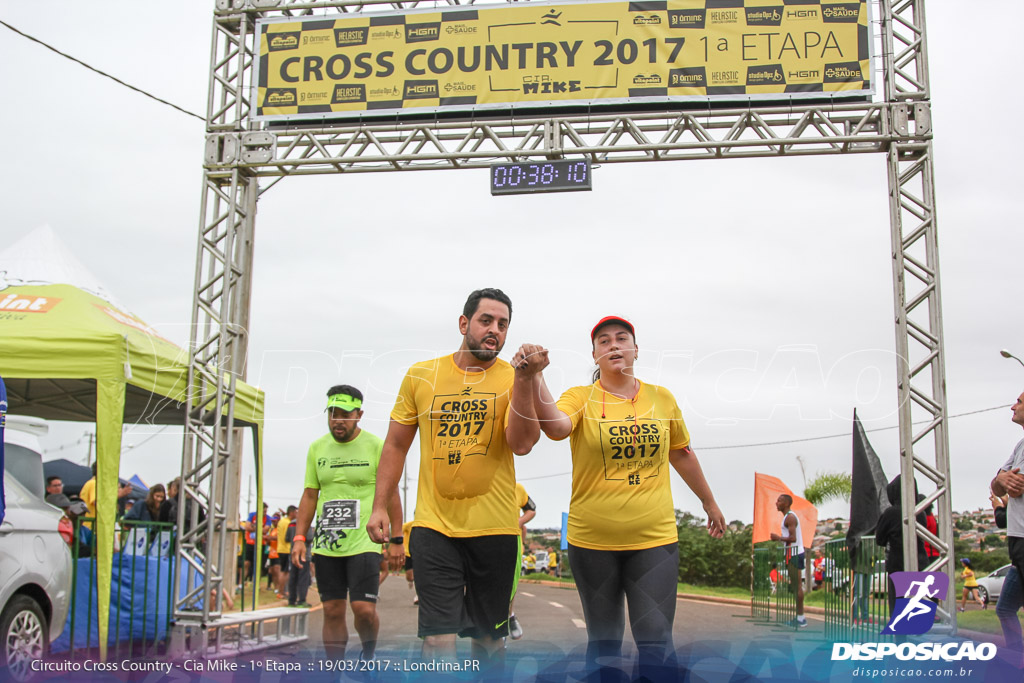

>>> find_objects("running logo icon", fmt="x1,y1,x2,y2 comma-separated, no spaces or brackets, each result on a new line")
882,571,949,635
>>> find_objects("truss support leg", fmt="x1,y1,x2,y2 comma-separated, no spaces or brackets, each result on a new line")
886,133,955,632
172,168,257,655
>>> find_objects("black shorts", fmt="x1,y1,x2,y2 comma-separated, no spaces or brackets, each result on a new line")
410,526,519,640
404,556,414,571
787,553,805,591
312,552,382,603
275,555,291,572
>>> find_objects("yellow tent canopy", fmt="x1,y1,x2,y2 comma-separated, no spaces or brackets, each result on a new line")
0,226,264,657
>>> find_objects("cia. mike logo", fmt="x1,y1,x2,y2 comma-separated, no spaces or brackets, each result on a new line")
882,571,949,635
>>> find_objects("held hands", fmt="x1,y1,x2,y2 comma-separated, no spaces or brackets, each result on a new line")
990,492,1008,510
704,501,726,539
512,344,550,377
386,540,405,572
997,467,1024,498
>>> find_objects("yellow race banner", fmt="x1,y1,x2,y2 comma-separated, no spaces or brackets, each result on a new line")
254,0,871,121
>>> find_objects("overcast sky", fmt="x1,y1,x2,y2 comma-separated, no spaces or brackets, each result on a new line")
2,1,1021,530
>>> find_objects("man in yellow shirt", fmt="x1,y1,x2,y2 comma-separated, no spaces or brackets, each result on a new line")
79,463,97,529
366,288,544,667
275,506,295,598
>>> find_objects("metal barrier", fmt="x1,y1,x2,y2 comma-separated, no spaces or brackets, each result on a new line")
65,517,176,659
752,539,892,639
752,544,795,626
821,537,892,642
61,518,308,661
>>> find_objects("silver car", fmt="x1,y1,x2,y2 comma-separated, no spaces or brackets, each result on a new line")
0,475,73,681
976,563,1013,606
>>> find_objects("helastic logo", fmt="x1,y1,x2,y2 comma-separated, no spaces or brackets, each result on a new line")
331,84,366,104
334,27,369,47
882,571,949,635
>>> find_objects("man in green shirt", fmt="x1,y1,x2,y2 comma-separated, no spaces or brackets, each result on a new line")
291,385,404,659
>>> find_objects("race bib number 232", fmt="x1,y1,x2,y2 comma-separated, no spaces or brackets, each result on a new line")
321,499,359,530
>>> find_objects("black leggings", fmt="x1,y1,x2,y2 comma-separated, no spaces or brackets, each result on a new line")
568,542,679,670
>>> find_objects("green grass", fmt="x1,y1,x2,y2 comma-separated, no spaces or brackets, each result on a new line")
522,574,753,600
804,589,828,606
519,573,1020,638
228,581,288,612
675,583,750,599
521,572,573,582
957,608,1010,636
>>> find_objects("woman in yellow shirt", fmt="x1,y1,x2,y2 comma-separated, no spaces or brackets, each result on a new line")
959,558,985,612
521,315,725,677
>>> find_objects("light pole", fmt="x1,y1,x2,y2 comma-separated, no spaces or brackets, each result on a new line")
1000,349,1024,370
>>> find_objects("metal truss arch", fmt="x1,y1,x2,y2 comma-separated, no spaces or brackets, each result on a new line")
176,0,957,652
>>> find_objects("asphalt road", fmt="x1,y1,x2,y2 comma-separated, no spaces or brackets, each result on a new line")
288,575,823,661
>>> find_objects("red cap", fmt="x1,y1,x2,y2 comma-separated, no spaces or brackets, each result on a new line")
591,316,635,340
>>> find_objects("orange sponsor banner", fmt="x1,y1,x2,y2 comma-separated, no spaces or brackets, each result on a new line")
0,293,61,313
752,472,817,548
94,304,163,338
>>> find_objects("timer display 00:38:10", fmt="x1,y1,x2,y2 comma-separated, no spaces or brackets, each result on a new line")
489,159,592,195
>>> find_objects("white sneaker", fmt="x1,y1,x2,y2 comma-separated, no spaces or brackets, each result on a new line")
509,614,523,640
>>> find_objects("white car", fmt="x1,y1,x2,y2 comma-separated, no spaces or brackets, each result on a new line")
2,416,73,681
534,550,549,573
3,416,47,499
976,564,1013,606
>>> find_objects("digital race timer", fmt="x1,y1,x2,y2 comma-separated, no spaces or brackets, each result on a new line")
489,159,592,196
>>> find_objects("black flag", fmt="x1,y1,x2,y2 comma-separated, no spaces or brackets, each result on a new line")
846,409,890,553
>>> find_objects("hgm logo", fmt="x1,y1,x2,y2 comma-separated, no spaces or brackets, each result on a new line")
404,80,439,99
406,23,441,43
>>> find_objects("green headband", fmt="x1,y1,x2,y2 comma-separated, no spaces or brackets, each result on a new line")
326,394,362,411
